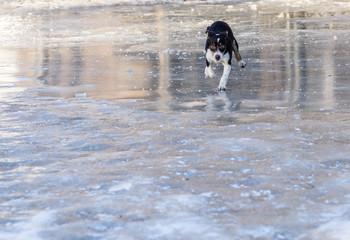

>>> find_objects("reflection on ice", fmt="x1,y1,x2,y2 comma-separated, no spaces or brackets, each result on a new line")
8,2,350,113
1,1,350,240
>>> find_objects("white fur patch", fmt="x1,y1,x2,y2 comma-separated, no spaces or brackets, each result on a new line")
205,49,232,90
217,53,231,90
239,60,246,68
218,62,231,90
205,65,215,78
206,49,225,64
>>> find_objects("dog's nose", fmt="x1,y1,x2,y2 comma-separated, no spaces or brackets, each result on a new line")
215,55,220,61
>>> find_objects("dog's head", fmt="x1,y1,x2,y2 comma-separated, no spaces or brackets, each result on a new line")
206,30,229,62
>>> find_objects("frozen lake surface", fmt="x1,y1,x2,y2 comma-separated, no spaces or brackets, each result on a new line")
1,0,350,239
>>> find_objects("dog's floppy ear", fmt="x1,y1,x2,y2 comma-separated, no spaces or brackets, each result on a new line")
206,30,216,38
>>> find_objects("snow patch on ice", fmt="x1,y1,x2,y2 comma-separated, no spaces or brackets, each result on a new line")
241,189,276,200
108,182,133,192
200,192,219,198
2,211,57,240
298,219,350,240
146,213,231,240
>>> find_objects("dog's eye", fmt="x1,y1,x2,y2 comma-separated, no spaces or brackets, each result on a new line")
210,45,216,51
219,45,226,51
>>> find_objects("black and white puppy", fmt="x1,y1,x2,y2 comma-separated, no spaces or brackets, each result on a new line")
205,21,246,91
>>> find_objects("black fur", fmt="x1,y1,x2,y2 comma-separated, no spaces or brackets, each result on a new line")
204,21,245,91
205,21,240,66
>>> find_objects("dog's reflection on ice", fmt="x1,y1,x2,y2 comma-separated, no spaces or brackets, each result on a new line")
205,92,241,112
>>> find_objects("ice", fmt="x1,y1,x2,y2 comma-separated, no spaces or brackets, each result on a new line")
3,211,57,240
108,182,133,192
1,0,350,239
299,219,350,240
241,189,276,200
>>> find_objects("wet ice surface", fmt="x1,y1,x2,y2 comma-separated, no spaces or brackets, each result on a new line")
1,0,350,239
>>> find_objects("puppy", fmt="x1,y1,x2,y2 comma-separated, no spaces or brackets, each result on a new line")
205,21,246,91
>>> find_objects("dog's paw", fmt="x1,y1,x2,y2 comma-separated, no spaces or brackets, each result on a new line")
208,72,216,78
239,60,246,68
205,67,216,78
205,72,216,78
218,86,226,91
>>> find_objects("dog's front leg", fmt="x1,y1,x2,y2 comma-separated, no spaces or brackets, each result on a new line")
218,63,231,91
205,60,215,78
